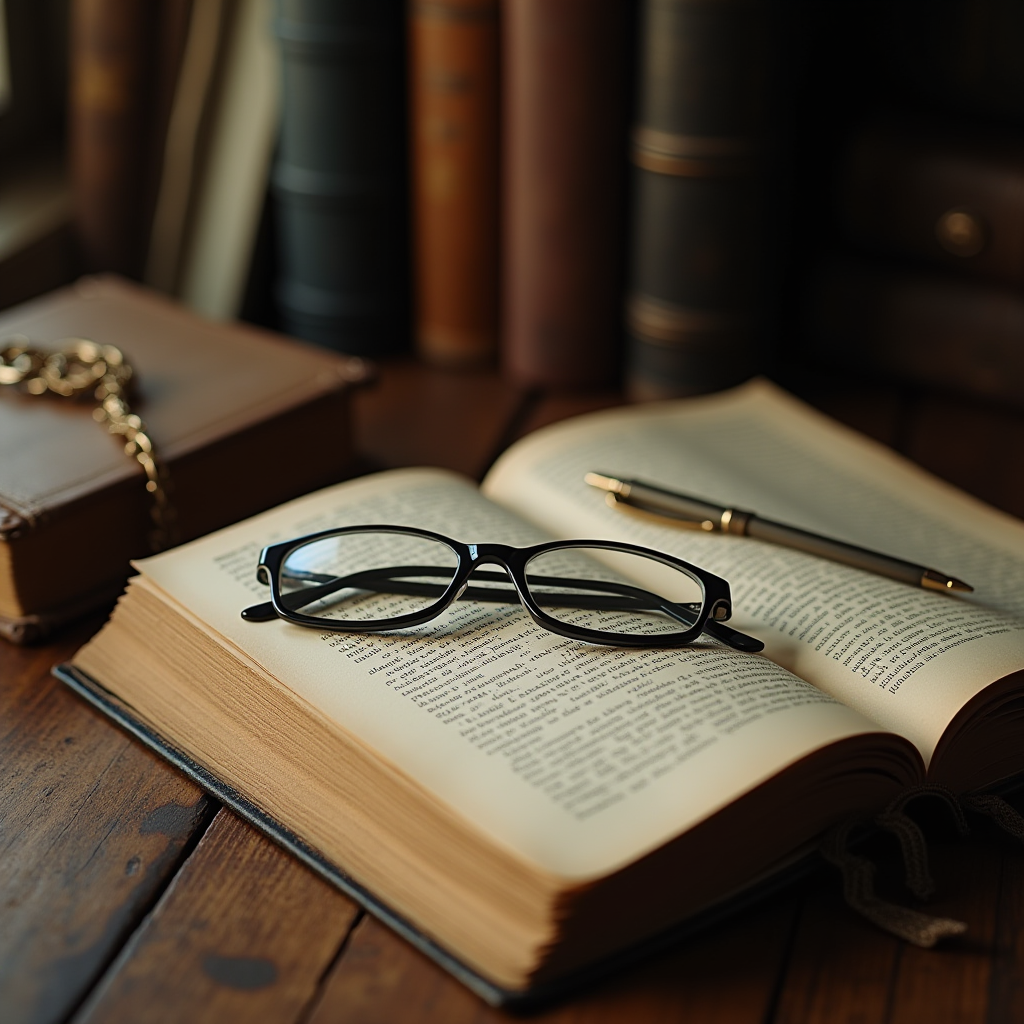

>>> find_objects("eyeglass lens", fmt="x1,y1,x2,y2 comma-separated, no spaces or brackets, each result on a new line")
524,547,705,636
280,532,459,622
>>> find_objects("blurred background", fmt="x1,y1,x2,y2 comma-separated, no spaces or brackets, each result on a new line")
0,0,1021,404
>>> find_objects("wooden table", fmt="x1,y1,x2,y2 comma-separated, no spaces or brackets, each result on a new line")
4,361,1024,1024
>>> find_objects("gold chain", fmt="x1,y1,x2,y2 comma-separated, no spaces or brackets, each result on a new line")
0,335,177,551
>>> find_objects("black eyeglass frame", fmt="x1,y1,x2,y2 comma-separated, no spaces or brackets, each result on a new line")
244,524,762,651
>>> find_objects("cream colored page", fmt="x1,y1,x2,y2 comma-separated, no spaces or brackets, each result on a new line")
135,467,887,880
482,380,1024,765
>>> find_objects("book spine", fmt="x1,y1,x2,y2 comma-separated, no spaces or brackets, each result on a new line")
625,0,765,400
271,0,406,355
501,0,628,389
139,0,195,271
807,260,1024,407
410,0,499,367
69,0,158,277
840,124,1024,292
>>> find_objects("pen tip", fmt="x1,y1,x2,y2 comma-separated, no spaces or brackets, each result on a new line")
921,569,974,594
584,471,623,494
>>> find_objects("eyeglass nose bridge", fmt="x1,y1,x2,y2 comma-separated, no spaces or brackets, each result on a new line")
461,545,522,583
467,542,520,561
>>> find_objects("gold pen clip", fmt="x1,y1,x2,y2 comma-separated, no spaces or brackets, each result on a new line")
605,492,717,532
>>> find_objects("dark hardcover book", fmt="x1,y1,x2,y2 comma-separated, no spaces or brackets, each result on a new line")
807,259,1024,406
626,0,767,400
0,275,369,643
409,0,500,367
271,0,408,356
501,0,629,389
840,120,1024,291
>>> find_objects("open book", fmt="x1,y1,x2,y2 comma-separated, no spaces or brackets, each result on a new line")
62,380,1024,1002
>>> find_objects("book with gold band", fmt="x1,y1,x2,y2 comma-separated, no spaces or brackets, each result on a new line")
60,381,1024,1001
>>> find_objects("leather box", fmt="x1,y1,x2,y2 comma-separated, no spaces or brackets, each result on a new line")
0,276,370,642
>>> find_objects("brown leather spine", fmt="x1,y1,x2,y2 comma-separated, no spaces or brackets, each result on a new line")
141,0,194,252
502,0,628,389
69,0,158,277
841,122,1024,292
808,260,1024,407
410,0,500,366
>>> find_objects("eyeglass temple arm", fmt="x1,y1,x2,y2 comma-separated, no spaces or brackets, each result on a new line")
242,566,761,652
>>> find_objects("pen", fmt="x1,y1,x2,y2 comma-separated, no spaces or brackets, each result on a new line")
584,472,973,595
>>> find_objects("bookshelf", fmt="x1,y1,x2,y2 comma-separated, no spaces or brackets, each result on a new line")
0,0,1020,401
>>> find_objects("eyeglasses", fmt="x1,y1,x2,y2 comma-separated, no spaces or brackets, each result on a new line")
240,525,764,651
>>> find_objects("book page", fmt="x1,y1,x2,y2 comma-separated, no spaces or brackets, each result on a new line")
483,380,1024,765
133,467,903,880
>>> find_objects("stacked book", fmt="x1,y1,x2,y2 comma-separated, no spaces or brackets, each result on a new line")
407,0,766,396
98,0,764,393
58,1,1022,397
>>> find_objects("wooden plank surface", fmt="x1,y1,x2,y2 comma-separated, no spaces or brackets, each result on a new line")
305,896,798,1024
3,368,1024,1024
513,390,625,442
987,835,1024,1020
885,839,1001,1024
352,359,528,481
74,810,361,1024
0,619,213,1024
774,876,902,1024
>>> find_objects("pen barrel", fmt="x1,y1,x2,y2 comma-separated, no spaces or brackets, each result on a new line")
628,482,724,523
745,517,923,586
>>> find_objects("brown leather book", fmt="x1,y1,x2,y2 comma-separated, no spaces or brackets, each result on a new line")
69,0,159,277
626,0,767,401
841,120,1024,291
0,276,369,643
501,0,628,389
410,0,500,366
806,259,1024,406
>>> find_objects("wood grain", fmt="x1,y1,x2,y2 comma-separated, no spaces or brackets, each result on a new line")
74,810,360,1024
774,874,904,1023
886,839,1001,1024
3,369,1024,1023
776,833,1024,1024
0,621,213,1024
305,896,798,1023
352,358,527,480
513,390,625,441
987,837,1024,1021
